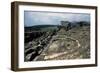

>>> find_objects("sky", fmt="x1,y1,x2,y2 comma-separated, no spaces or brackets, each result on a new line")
24,11,90,27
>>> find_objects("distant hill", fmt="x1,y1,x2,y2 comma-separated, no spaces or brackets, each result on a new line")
25,21,90,32
25,25,59,32
71,21,90,28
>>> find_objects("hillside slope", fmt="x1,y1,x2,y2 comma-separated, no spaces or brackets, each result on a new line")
36,26,90,61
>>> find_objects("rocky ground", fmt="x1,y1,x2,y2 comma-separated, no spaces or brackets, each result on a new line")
34,26,90,61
